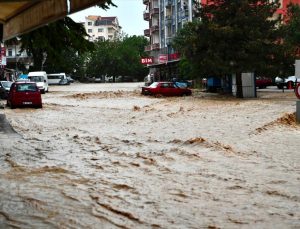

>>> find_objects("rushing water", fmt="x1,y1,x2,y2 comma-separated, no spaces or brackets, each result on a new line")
0,83,299,228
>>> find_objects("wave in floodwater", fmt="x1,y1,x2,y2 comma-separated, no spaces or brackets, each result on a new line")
0,85,299,228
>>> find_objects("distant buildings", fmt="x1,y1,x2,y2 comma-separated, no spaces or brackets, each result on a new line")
84,15,122,42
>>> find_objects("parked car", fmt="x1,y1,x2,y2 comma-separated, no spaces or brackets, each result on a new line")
171,78,193,88
0,81,13,99
28,71,49,93
66,75,74,83
142,82,192,96
275,76,300,89
58,78,70,85
7,81,42,109
256,77,272,89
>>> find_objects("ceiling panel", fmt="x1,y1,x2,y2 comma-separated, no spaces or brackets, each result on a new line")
0,0,107,40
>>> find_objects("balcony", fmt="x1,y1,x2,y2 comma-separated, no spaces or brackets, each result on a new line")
150,25,159,33
165,0,173,7
166,37,173,45
151,43,160,50
144,29,150,37
143,0,149,5
165,15,172,25
143,11,150,21
145,45,152,52
150,7,159,16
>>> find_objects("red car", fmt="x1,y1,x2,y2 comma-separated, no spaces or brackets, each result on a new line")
7,81,42,109
256,77,272,89
142,82,192,96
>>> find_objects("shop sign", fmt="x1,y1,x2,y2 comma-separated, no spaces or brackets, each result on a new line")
168,53,180,61
158,54,168,63
141,57,153,65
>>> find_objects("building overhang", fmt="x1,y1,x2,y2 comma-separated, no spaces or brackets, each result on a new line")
0,0,107,41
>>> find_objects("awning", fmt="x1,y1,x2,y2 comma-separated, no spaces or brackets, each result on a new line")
0,0,107,41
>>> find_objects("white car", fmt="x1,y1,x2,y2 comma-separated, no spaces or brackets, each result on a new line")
275,76,300,89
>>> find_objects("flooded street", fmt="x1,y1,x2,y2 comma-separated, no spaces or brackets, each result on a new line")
0,82,299,228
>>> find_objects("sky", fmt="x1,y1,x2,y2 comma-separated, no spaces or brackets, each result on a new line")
69,0,148,36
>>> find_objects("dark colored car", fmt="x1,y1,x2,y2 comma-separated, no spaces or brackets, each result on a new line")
142,82,192,96
59,78,70,85
66,75,74,83
256,77,272,89
171,78,193,88
7,82,42,109
0,81,13,99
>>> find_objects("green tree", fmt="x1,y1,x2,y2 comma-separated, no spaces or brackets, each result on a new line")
86,36,149,81
17,16,93,74
173,0,282,97
5,1,116,75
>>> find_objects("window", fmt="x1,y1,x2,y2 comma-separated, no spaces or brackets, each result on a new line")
8,48,12,56
88,22,92,26
16,84,38,92
98,28,103,32
97,36,105,41
88,29,93,33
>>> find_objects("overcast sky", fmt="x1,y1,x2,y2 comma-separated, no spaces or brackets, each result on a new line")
69,0,148,36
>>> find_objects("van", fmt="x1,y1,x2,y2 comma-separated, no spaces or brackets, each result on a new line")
28,71,49,94
47,73,68,85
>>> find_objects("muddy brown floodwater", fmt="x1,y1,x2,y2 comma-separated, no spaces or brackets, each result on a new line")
0,82,299,228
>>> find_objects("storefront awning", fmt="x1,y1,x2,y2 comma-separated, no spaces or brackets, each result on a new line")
0,0,106,41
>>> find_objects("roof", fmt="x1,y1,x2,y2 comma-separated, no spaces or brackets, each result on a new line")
0,0,107,41
86,15,117,21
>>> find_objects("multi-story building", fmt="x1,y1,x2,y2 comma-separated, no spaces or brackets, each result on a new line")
0,42,32,80
143,0,300,81
143,0,200,81
84,15,122,42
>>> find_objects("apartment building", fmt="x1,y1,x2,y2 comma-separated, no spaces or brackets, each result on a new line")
84,15,122,42
143,0,200,81
143,0,300,81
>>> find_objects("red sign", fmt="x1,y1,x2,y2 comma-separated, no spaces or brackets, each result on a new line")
141,57,153,65
158,54,168,63
296,83,300,99
168,53,180,60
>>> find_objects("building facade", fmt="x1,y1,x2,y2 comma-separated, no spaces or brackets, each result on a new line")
143,0,200,81
84,15,122,42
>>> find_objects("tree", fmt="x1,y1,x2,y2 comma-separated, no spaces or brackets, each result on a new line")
5,1,116,75
86,36,149,81
16,16,93,74
279,3,300,76
173,0,282,98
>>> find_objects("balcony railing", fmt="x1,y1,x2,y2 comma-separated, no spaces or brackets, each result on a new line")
150,25,159,33
165,15,172,25
150,7,159,16
151,43,160,50
165,0,173,7
143,11,150,21
143,0,149,5
166,37,173,45
144,29,150,37
145,45,152,52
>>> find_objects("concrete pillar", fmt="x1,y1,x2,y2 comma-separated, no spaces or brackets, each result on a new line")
297,101,300,124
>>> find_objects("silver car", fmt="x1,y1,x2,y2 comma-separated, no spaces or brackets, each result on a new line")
0,81,13,99
275,76,300,89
